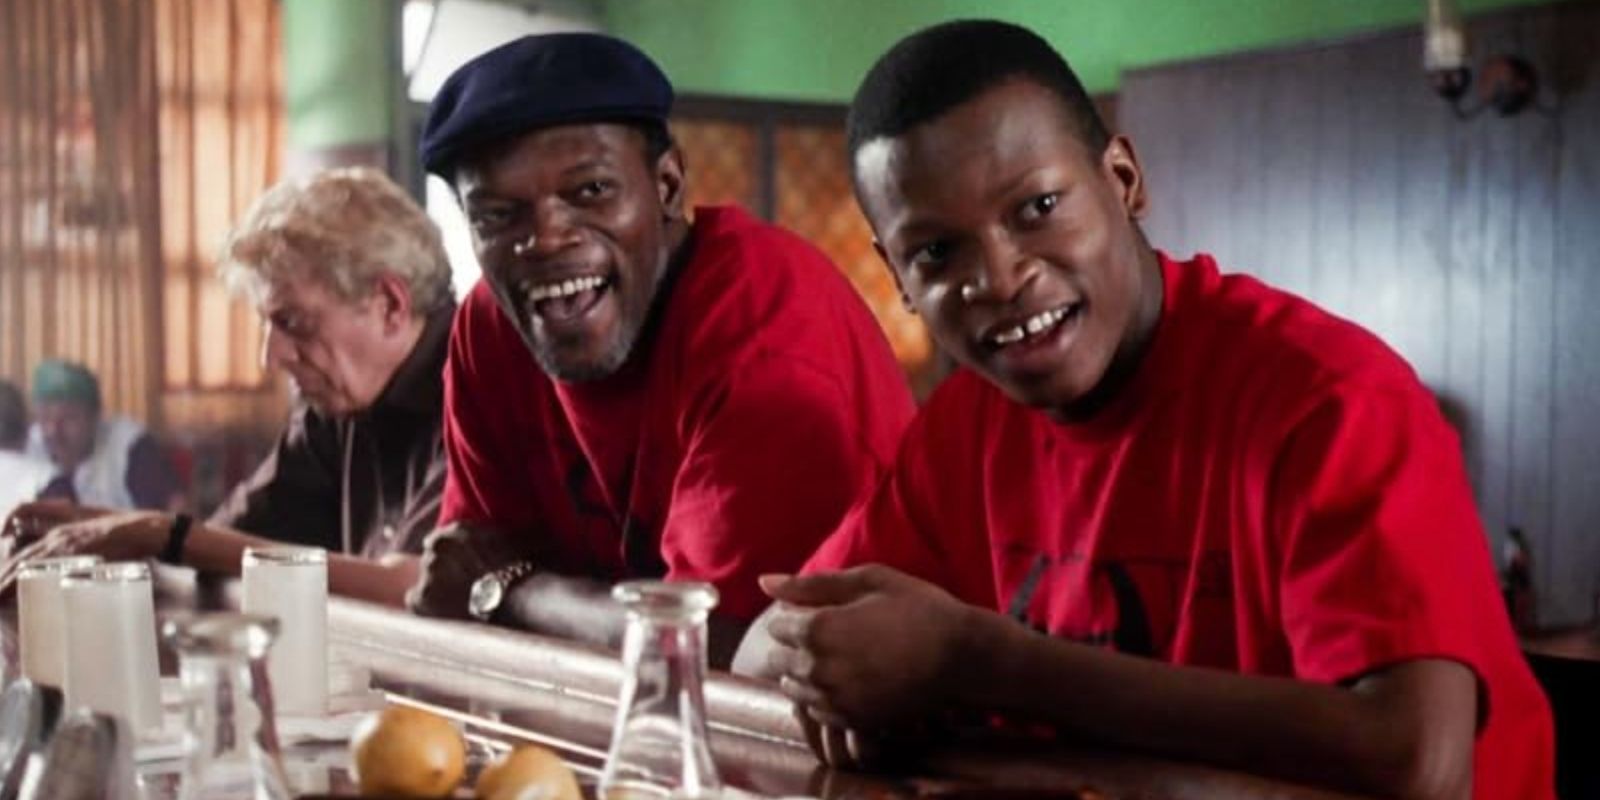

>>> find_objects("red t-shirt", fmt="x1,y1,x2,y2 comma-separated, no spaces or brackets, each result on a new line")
807,252,1553,798
441,206,916,621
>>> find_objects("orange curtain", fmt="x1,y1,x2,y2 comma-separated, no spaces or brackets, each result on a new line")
0,0,284,431
156,0,286,433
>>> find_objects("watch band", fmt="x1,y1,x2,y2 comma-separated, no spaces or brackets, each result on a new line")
492,560,539,592
159,513,194,565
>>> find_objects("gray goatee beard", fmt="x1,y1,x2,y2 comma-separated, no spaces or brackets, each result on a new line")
533,321,637,383
527,263,669,383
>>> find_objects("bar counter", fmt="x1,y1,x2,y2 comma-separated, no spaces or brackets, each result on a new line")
0,576,1367,800
325,597,1368,800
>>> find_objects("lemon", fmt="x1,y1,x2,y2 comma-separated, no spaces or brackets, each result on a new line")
475,744,581,800
350,705,467,798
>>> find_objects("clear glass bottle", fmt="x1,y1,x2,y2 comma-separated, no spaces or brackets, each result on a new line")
27,707,140,800
599,581,722,800
163,612,293,800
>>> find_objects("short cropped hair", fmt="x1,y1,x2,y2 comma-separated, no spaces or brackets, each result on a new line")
0,380,25,449
846,19,1111,177
218,167,453,315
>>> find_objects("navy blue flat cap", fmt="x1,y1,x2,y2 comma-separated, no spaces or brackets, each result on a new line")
420,33,673,177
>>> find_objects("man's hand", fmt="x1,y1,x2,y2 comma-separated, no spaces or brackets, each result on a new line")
405,522,527,619
762,565,976,733
0,510,168,593
3,500,111,548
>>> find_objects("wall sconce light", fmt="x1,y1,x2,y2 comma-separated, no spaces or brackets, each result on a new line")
1423,0,1539,118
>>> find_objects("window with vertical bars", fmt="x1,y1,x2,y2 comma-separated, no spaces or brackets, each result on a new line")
156,0,283,393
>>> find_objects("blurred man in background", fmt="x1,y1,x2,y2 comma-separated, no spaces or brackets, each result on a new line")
27,360,182,511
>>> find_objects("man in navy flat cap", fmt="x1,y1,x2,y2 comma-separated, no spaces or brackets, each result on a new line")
406,32,915,665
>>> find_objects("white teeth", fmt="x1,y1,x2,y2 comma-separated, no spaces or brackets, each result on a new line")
522,275,606,303
993,326,1025,345
989,306,1071,347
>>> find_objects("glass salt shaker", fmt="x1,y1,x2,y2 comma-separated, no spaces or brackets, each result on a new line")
599,580,722,800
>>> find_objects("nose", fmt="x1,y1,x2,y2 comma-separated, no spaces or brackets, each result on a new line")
522,201,582,260
260,323,296,372
966,229,1036,304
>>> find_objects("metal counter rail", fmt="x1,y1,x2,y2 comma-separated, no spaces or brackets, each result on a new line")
328,597,804,746
324,597,1371,800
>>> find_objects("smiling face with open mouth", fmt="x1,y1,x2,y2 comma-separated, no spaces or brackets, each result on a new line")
855,78,1164,419
455,123,687,382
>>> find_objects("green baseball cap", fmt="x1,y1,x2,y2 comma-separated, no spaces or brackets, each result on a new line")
31,359,101,408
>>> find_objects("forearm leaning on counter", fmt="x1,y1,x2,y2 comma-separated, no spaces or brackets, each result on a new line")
177,519,421,606
1,502,419,607
405,521,747,667
958,608,1474,800
495,573,747,668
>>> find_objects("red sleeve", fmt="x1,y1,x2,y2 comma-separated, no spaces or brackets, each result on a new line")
658,355,893,622
439,287,526,529
802,377,995,610
1271,379,1506,693
802,421,951,583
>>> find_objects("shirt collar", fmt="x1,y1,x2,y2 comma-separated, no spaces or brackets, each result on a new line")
369,303,455,417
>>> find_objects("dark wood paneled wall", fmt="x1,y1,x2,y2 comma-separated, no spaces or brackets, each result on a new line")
1120,2,1600,626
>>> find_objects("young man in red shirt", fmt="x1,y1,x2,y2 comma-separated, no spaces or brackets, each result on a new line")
737,20,1553,798
405,33,915,666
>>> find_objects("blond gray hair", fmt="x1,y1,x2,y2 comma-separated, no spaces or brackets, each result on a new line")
218,167,453,314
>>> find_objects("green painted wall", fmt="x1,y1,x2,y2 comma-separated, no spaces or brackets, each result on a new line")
603,0,1558,102
284,0,395,148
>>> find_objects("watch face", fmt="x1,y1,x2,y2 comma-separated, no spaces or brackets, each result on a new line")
468,575,503,620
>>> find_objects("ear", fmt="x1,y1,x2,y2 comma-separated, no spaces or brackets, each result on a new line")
1101,134,1149,220
656,145,687,222
873,239,917,315
371,273,415,333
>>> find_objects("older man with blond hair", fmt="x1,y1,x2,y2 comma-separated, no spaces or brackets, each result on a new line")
3,167,454,605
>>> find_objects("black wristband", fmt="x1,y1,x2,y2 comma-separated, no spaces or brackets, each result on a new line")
159,513,193,565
